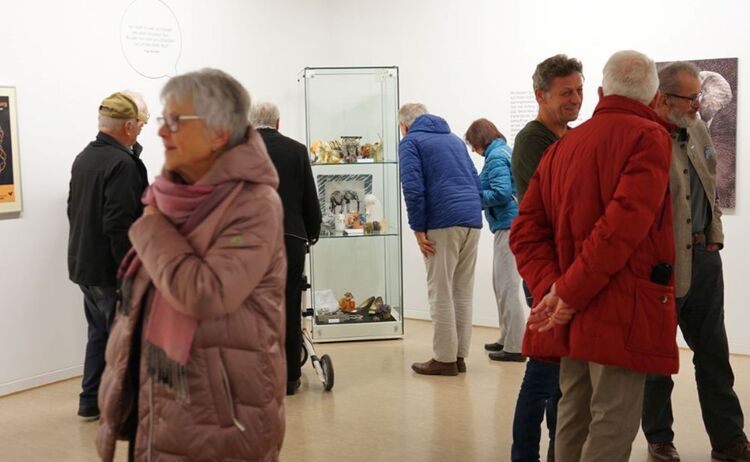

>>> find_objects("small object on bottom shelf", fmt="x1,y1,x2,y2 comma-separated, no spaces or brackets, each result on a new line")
356,296,376,314
314,308,395,324
338,292,356,312
368,296,384,315
372,303,392,321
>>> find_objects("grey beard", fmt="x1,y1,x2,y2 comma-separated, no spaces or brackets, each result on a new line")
668,107,698,128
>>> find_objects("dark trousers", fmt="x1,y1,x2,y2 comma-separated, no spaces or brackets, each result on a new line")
511,281,561,462
512,359,561,461
642,245,746,450
78,284,117,411
284,236,307,383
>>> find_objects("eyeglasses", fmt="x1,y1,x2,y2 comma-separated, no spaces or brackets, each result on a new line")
665,92,703,105
156,114,204,133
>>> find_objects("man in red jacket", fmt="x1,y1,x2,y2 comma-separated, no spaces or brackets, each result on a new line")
510,50,679,462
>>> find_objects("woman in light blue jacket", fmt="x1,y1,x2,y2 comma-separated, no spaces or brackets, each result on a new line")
465,119,527,362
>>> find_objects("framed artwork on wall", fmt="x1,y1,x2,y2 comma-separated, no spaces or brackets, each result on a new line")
0,87,21,214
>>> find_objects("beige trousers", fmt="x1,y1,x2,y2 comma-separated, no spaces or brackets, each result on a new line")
424,226,480,362
555,357,645,462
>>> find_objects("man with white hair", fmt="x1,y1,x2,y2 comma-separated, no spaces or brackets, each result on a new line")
398,103,482,376
509,50,679,461
642,61,749,462
67,91,149,421
250,101,321,395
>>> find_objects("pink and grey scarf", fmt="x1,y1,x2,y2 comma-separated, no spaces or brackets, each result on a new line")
118,174,240,402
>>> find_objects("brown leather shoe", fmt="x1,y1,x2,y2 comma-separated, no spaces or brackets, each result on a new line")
712,439,750,462
411,359,458,376
456,357,466,373
648,442,680,461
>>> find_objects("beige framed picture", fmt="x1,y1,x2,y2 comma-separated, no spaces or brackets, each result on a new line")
0,87,21,214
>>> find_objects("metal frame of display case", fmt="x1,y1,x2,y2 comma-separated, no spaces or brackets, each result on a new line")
301,66,403,342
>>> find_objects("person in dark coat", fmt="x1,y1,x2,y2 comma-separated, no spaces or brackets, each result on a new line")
67,91,149,420
251,101,322,395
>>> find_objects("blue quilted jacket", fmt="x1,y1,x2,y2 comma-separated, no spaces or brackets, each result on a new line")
399,114,482,232
480,138,518,232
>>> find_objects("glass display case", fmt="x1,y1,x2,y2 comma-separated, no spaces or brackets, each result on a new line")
301,66,403,341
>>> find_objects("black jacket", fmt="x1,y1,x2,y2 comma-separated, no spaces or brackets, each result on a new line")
67,132,148,286
257,128,321,242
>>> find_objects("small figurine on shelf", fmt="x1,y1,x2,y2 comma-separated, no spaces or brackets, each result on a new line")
359,143,372,159
341,136,361,163
309,140,322,163
372,136,384,162
355,296,376,315
320,213,335,235
364,194,383,233
311,140,343,164
345,211,362,229
369,296,384,315
334,213,346,232
364,194,383,222
338,292,356,313
373,303,393,321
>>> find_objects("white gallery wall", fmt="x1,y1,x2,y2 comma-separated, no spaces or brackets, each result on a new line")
0,0,748,395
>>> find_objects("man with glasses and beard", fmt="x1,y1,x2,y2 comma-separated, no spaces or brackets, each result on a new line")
642,61,749,462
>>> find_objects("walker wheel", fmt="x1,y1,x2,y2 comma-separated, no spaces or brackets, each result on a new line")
301,345,309,367
320,354,334,391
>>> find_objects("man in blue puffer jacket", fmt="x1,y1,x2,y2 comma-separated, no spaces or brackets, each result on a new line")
398,103,483,376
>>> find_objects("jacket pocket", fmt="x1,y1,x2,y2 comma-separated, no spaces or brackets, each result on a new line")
625,279,677,357
206,348,245,431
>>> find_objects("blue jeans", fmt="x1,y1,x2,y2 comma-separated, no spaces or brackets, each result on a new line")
512,280,561,461
79,284,117,412
512,359,561,461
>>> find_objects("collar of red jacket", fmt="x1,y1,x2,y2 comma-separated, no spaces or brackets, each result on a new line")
593,94,677,133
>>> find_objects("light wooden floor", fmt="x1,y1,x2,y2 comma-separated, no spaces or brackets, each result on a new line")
1,319,748,461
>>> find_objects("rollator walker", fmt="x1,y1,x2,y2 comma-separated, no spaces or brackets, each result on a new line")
299,273,334,391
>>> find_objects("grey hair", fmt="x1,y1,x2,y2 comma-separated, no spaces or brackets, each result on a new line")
121,90,150,123
658,61,701,94
532,54,583,92
602,50,659,105
161,68,250,147
98,116,128,132
249,101,280,129
398,103,428,128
